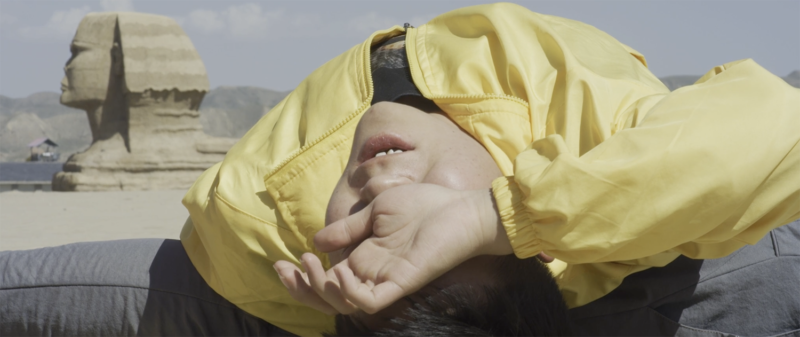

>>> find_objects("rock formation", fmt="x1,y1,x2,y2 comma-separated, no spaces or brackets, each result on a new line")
784,70,800,88
658,75,702,92
53,12,236,191
0,92,90,162
660,71,800,91
198,86,288,138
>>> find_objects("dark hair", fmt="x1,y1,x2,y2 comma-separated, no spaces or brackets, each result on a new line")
331,255,572,336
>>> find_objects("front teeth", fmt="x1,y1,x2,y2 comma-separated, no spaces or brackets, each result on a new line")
375,148,404,158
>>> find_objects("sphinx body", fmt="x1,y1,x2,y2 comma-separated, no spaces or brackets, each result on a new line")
54,12,235,191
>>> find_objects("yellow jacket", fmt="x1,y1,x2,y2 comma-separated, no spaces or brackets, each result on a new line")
180,3,800,335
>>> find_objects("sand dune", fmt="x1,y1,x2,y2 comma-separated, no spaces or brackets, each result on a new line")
0,190,188,251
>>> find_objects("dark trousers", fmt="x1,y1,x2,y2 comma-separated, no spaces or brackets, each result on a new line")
0,239,293,336
569,219,800,336
2,221,799,336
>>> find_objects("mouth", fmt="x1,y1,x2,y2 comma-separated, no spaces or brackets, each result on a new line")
358,132,414,165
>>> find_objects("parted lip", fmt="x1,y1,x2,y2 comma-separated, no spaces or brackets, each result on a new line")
358,132,414,165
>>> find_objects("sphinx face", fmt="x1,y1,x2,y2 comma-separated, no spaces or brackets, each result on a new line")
60,40,113,108
60,14,117,109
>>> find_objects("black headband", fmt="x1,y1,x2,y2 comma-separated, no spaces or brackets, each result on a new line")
370,35,423,105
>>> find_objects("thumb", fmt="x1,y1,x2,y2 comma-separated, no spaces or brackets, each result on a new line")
314,203,373,252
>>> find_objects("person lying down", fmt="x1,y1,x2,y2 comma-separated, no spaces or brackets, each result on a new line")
274,95,800,337
260,8,800,336
269,10,800,335
182,3,799,336
275,97,572,335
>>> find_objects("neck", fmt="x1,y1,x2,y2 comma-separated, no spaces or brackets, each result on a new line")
75,84,130,153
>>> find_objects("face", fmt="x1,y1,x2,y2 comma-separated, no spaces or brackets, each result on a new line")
60,35,115,108
325,100,504,330
326,100,503,238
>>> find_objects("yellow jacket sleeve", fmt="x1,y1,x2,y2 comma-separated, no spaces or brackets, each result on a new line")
493,59,800,263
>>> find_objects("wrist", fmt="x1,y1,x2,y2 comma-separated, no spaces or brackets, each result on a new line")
469,188,514,256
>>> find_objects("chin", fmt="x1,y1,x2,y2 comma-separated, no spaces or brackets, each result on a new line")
59,92,81,108
60,91,100,109
59,91,72,105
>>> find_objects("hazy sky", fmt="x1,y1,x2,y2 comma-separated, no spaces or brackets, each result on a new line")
1,0,798,98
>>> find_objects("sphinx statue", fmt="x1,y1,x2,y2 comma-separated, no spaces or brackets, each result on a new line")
54,12,236,191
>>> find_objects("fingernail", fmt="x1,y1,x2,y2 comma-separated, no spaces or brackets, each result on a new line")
300,257,309,271
273,266,288,284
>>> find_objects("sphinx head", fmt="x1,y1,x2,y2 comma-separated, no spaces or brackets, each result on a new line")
60,12,210,110
60,13,118,110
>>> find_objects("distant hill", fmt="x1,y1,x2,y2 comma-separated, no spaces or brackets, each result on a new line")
0,92,81,120
660,70,800,91
1,72,797,162
199,86,289,138
659,75,703,92
0,87,288,162
784,70,800,88
0,92,90,162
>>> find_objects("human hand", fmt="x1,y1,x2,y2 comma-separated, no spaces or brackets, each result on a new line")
273,253,358,315
273,181,551,314
312,183,512,313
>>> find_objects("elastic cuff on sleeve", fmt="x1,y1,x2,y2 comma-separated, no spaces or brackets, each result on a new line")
492,176,542,259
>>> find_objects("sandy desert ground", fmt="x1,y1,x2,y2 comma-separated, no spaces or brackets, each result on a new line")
0,190,189,251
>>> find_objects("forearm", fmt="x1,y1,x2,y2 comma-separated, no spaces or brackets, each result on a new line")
470,188,514,256
494,60,800,263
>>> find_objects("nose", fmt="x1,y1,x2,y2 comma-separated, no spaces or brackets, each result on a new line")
359,175,414,203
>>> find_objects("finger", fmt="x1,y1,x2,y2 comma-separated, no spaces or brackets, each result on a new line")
301,254,359,314
359,176,413,203
273,261,338,315
314,204,374,252
335,264,405,314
